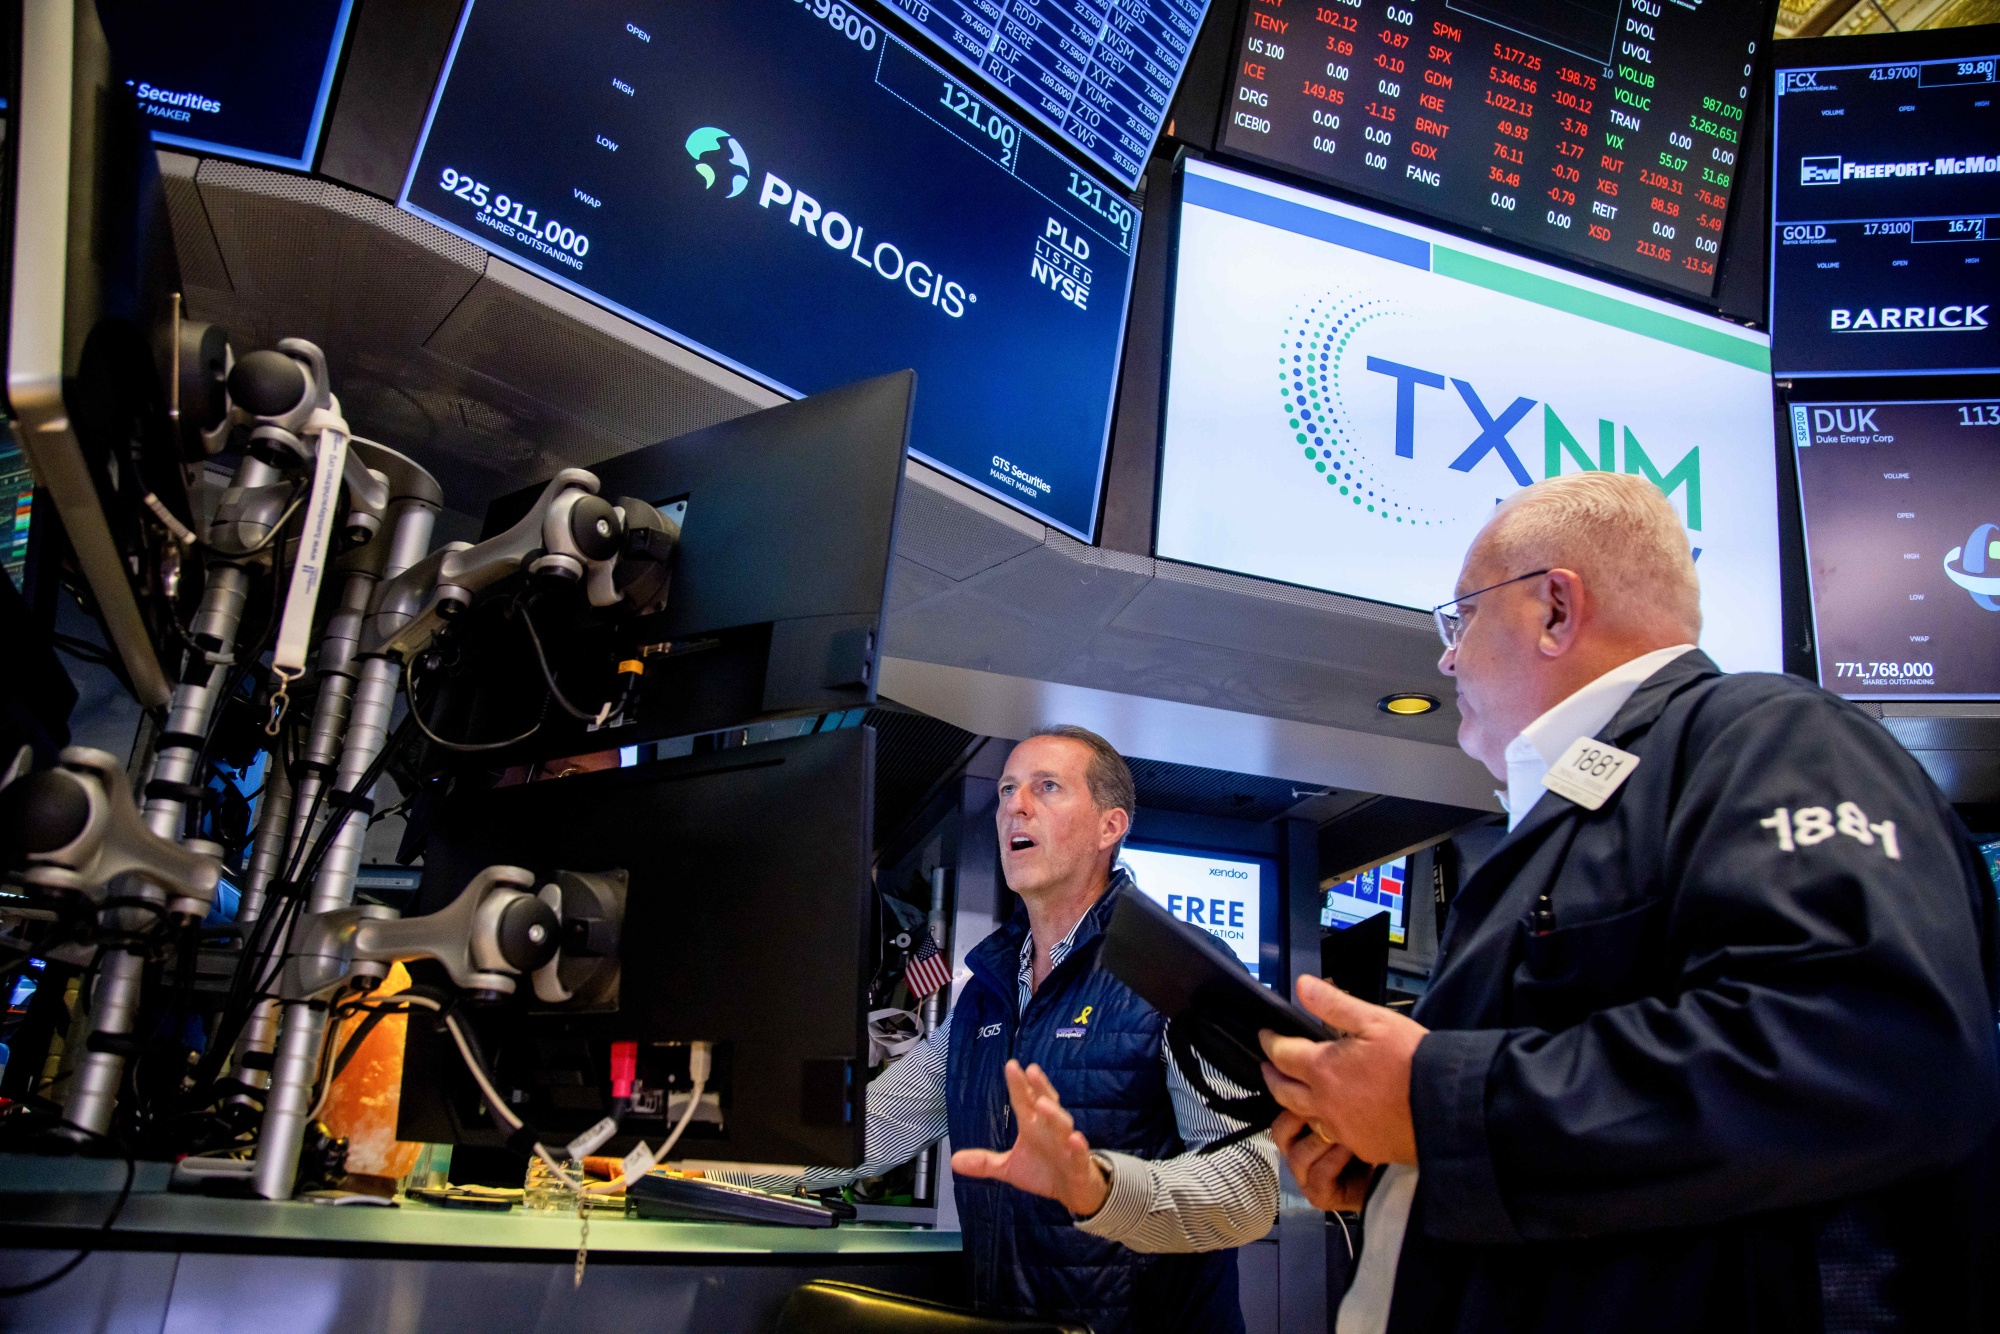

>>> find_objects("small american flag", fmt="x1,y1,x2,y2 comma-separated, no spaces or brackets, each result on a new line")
903,931,952,1001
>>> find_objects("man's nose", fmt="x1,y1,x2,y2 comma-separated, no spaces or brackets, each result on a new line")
1438,643,1458,676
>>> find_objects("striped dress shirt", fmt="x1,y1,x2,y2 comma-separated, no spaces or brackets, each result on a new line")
732,900,1279,1252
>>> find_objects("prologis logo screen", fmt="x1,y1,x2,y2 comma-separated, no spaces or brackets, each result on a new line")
681,124,976,319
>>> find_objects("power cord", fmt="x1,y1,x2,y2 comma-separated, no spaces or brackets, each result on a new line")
0,1146,135,1299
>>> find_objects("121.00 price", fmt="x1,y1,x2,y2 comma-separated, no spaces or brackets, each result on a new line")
1832,662,1935,679
438,168,590,258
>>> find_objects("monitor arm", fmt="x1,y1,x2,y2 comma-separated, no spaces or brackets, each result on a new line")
2,748,219,921
280,864,568,1003
363,468,623,661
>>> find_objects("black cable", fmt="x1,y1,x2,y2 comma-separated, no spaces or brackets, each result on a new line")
406,652,544,753
181,518,292,842
0,1151,134,1298
50,634,115,666
515,597,598,723
181,712,419,1104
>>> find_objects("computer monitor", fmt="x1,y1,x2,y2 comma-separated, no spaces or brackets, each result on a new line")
1323,857,1409,948
1790,398,2000,700
399,0,1138,539
1156,159,1783,674
1211,0,1768,301
398,725,874,1168
451,371,912,766
1769,30,2000,377
1119,841,1282,988
97,0,355,171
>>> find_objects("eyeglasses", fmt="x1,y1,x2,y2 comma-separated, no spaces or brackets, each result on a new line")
1431,569,1551,650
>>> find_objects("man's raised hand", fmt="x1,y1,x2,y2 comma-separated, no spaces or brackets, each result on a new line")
950,1060,1112,1217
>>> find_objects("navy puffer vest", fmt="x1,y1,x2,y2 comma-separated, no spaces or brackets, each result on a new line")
947,875,1244,1334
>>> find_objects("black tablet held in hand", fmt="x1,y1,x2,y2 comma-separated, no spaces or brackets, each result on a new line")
1099,885,1345,1098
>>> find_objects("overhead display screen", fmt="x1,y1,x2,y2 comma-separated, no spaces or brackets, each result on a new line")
1215,0,1763,299
97,0,354,171
1791,399,2000,699
402,0,1139,540
1158,160,1781,672
1121,842,1279,985
1769,49,1999,377
877,0,1211,189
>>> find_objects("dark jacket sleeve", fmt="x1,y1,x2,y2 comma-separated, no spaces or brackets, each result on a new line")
1412,689,2000,1244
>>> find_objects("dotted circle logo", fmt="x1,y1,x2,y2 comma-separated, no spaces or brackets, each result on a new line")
1278,294,1439,528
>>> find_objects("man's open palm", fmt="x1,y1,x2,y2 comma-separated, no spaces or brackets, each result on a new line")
951,1060,1111,1217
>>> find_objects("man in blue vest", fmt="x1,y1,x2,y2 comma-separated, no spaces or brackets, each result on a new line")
843,725,1278,1333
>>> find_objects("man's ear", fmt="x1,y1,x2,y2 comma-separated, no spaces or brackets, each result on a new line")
1100,804,1132,852
1539,569,1586,657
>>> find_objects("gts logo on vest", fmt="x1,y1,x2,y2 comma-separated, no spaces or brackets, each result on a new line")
976,1022,1003,1039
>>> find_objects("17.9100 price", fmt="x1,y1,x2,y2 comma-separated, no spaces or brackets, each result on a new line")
437,168,590,260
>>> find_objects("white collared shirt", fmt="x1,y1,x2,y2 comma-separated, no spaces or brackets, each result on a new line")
1502,644,1697,830
1338,642,1697,1334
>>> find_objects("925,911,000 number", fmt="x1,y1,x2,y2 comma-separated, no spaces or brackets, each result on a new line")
438,168,590,257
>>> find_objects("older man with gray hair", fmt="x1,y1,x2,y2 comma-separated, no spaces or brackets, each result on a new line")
1262,473,2000,1334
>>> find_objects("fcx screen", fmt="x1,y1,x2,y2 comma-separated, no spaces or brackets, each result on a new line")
874,0,1213,188
402,0,1138,540
1215,0,1764,299
1769,46,1999,377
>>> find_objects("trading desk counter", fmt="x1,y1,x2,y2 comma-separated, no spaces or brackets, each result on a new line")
0,1190,964,1333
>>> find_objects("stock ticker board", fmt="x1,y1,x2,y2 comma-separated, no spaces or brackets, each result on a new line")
877,0,1213,188
1216,0,1764,299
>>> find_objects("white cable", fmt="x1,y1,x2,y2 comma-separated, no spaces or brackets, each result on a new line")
658,1040,714,1162
588,1041,712,1194
441,1010,522,1133
656,1077,705,1161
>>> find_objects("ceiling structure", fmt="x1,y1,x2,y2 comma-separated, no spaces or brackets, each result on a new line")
1774,0,1997,38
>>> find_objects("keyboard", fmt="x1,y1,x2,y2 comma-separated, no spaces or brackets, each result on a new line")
627,1173,841,1228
